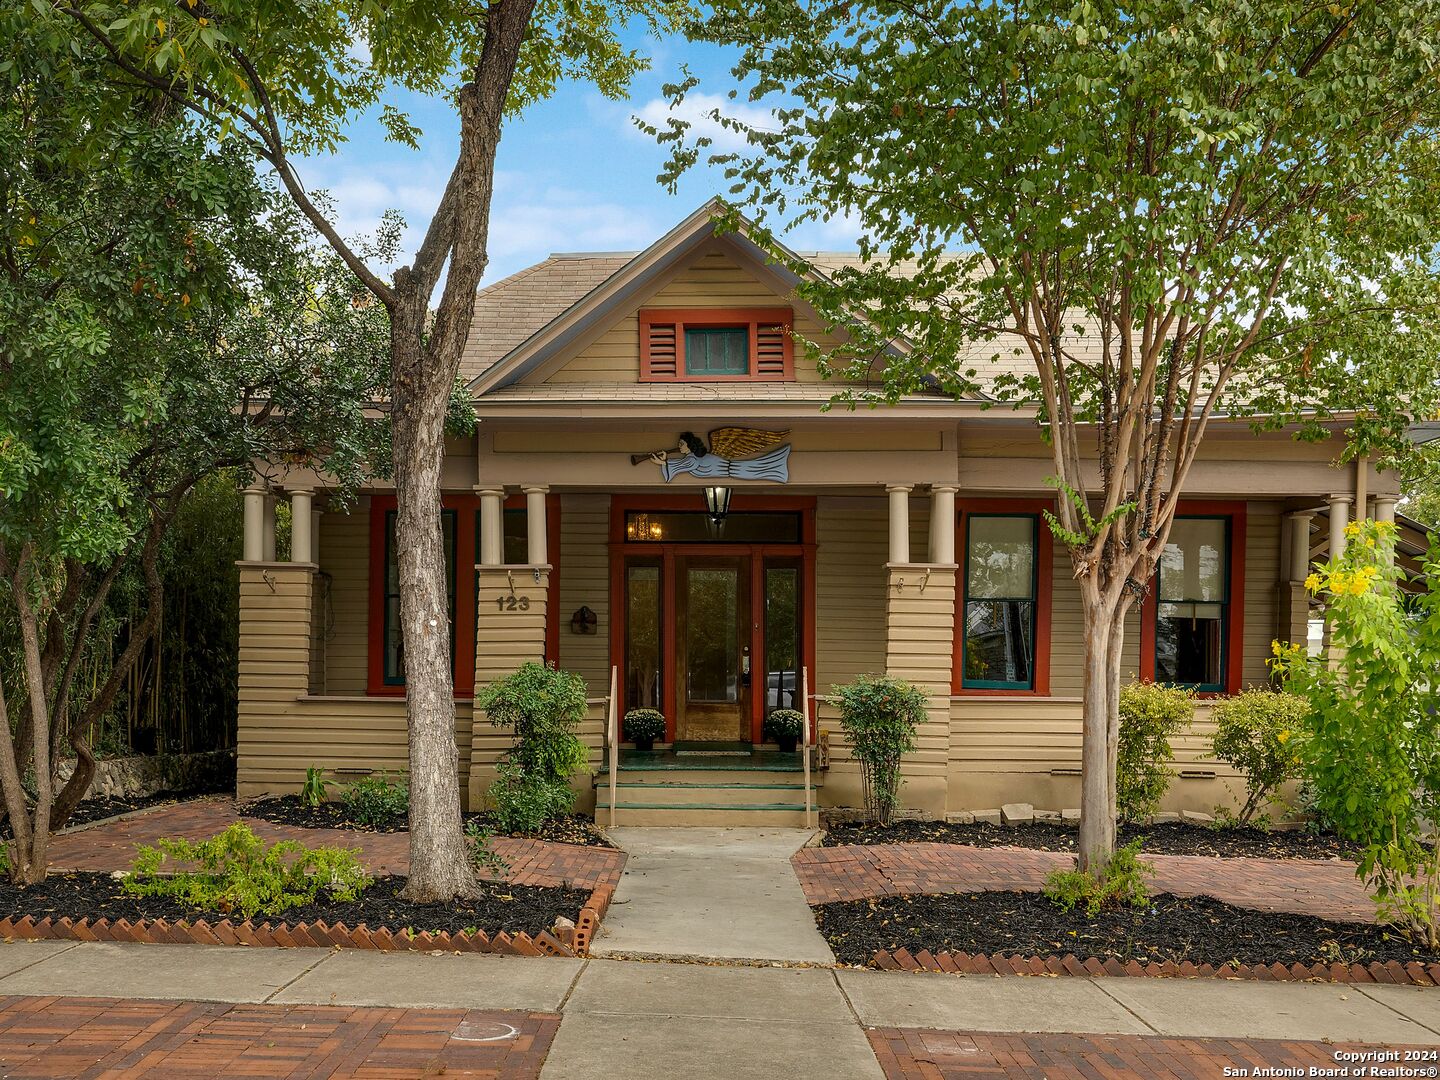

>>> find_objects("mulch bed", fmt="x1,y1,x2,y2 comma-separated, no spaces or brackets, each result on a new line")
816,890,1434,970
241,795,616,849
0,870,590,938
821,819,1358,861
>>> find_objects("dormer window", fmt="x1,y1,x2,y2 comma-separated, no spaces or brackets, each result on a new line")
640,307,794,381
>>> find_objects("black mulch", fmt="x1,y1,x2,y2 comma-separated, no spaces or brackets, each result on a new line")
821,819,1359,861
0,871,590,937
240,795,617,849
816,890,1435,969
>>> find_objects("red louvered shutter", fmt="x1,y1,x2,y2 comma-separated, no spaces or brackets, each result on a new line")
754,320,793,379
641,319,679,380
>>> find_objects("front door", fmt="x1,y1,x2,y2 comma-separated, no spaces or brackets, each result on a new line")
675,555,751,742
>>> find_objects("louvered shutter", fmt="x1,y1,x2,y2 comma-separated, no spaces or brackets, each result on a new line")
641,319,679,379
754,320,793,379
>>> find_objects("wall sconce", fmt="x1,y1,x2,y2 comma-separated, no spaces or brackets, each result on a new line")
570,606,598,635
704,485,733,526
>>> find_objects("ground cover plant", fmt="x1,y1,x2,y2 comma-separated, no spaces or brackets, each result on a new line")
1043,839,1151,916
833,675,928,825
815,890,1439,970
342,773,409,829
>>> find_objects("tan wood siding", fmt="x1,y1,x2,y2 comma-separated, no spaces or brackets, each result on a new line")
557,494,611,695
313,506,370,695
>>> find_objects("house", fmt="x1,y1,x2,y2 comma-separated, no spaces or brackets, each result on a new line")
234,202,1398,825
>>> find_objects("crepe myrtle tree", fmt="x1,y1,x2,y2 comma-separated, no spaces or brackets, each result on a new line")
34,0,684,899
653,0,1440,870
0,26,393,883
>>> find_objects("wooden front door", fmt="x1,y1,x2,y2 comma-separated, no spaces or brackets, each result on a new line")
675,555,752,742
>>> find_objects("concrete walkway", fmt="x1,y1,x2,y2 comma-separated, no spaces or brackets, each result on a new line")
591,827,835,963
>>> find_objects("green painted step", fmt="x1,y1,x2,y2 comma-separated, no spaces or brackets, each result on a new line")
593,801,808,812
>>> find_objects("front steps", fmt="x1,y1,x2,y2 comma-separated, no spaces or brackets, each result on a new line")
595,751,820,827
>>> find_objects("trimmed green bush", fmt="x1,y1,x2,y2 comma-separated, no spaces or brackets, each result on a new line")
123,822,369,919
1211,689,1310,825
1117,682,1193,822
833,674,929,825
488,760,575,834
343,772,408,827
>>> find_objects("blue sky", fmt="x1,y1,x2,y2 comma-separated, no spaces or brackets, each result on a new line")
295,26,860,287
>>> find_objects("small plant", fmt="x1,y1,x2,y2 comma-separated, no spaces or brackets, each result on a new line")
622,708,666,751
1043,838,1153,917
764,708,805,752
123,822,370,920
488,760,576,835
299,766,329,808
343,772,409,827
1116,681,1193,822
1210,689,1310,825
833,674,929,825
465,820,511,879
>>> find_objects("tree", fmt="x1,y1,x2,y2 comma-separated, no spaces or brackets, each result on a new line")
36,0,682,898
1403,443,1440,529
656,0,1440,869
0,25,390,882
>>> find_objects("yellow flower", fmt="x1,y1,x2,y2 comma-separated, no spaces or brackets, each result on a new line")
1365,538,1376,548
1271,640,1283,656
1345,521,1362,537
1277,730,1290,744
1304,573,1321,592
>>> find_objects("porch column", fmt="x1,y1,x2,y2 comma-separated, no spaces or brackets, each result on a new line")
288,488,314,564
929,485,958,565
242,485,267,562
1287,511,1314,583
1375,495,1399,567
1328,493,1352,562
1278,511,1315,657
887,485,913,564
477,488,504,566
524,484,549,565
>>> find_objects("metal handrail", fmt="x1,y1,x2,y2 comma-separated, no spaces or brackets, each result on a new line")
606,665,618,829
801,664,814,830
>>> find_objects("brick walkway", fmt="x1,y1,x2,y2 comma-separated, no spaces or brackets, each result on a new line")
49,798,625,892
0,995,556,1079
867,1027,1424,1080
794,842,1372,922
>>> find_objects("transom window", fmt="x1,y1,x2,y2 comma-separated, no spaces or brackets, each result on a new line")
962,514,1038,690
685,327,749,376
1154,517,1230,691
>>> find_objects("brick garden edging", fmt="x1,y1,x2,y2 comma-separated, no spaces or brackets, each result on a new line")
869,946,1440,986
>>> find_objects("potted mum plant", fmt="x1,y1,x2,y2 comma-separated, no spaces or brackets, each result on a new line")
623,708,666,752
764,708,805,753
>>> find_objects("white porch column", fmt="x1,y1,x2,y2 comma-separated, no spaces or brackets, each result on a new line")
478,488,504,566
1328,494,1352,562
242,485,267,562
261,496,278,562
524,484,549,565
887,484,913,564
1286,511,1314,583
288,489,314,563
1375,494,1398,526
929,485,958,565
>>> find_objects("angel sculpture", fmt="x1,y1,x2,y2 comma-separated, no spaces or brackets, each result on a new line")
631,428,791,483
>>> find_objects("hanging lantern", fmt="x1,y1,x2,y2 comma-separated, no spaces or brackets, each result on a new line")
703,485,733,526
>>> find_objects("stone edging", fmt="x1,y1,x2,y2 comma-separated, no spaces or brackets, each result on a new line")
870,947,1440,986
0,878,616,960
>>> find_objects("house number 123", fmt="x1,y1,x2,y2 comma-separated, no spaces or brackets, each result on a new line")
496,595,531,611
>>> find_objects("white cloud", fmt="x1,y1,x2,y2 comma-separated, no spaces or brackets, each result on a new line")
484,183,661,279
630,91,776,153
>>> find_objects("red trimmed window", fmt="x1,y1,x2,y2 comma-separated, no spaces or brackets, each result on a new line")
639,307,794,381
366,494,559,696
1139,502,1246,696
953,500,1054,696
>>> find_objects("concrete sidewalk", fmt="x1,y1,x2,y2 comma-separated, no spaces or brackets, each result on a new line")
592,827,835,963
0,940,1434,1078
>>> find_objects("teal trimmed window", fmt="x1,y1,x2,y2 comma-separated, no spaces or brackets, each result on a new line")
684,327,749,376
961,514,1038,690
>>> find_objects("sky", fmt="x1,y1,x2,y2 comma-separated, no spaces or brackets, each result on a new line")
294,25,859,288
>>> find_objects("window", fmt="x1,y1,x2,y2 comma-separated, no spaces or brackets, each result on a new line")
625,561,662,713
1153,517,1230,691
685,327,749,375
382,509,457,685
624,511,801,544
961,515,1039,690
639,308,794,381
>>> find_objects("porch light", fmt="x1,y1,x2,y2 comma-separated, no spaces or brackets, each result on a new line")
704,485,733,526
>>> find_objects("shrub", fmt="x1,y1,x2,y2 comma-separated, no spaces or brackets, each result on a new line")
1043,838,1153,917
1273,519,1440,947
123,822,369,920
488,760,576,834
1210,689,1309,825
464,820,510,879
764,708,805,743
343,772,408,827
832,674,928,825
622,708,666,745
1116,682,1193,822
299,766,329,808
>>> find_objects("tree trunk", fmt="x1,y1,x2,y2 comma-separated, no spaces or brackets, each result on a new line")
391,309,477,902
1076,592,1126,874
